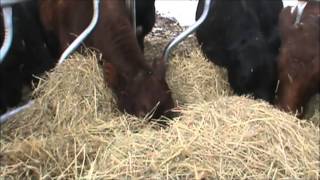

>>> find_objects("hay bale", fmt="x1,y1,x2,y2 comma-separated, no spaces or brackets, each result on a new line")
1,50,319,179
167,50,231,105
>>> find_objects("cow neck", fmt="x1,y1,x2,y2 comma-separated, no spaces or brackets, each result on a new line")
107,26,151,79
97,3,152,80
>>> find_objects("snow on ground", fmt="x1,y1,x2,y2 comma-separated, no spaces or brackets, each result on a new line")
155,0,299,26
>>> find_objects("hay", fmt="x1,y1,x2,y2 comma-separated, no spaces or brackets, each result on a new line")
1,50,319,179
167,50,231,105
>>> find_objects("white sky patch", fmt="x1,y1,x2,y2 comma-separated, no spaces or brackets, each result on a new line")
155,0,198,26
156,0,299,26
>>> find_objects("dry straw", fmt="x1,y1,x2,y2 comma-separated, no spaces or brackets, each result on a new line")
0,50,319,179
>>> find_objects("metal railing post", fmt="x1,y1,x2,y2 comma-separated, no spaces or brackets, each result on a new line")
163,0,211,63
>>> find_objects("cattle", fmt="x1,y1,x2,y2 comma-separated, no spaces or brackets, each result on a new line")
38,0,174,118
0,1,56,114
136,0,156,51
195,0,283,103
275,1,320,118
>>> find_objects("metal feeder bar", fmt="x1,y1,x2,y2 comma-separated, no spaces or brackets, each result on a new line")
163,0,211,63
0,0,101,124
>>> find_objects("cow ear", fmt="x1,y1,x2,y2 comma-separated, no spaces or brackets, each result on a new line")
152,58,166,80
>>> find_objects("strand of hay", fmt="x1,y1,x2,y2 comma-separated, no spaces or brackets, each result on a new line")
1,50,319,179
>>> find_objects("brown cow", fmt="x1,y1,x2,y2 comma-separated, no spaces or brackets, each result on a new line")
276,1,320,118
39,0,175,119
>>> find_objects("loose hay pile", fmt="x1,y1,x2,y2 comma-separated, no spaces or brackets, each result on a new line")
0,50,319,179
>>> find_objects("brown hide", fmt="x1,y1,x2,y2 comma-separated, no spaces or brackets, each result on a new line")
276,1,320,118
39,0,174,119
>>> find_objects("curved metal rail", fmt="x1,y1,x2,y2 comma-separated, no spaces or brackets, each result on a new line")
58,0,100,64
0,0,101,124
126,0,136,34
163,0,211,63
0,0,31,7
0,101,34,124
0,0,32,62
0,7,13,62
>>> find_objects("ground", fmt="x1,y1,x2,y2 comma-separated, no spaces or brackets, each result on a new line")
144,14,199,61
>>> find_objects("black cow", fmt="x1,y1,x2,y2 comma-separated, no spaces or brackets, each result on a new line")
0,0,56,114
196,0,283,103
136,0,156,51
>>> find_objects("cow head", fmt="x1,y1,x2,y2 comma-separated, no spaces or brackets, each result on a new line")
275,6,320,118
275,52,319,118
103,58,174,119
227,32,278,103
